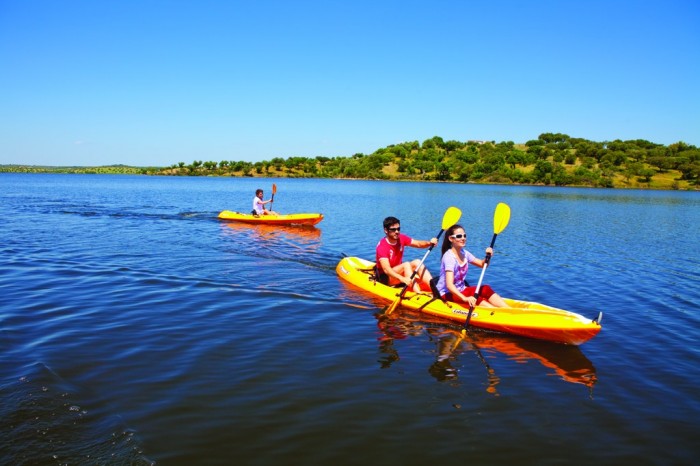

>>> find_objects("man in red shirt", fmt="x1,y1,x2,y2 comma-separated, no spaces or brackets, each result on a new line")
375,216,438,292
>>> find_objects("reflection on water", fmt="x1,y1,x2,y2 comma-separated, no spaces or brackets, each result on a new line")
427,329,502,396
220,220,322,242
502,185,700,207
218,221,324,270
375,310,597,397
221,222,321,249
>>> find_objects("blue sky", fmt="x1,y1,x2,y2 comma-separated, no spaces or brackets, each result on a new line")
1,0,698,167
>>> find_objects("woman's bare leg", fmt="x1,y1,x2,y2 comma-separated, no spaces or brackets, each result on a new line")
488,293,508,307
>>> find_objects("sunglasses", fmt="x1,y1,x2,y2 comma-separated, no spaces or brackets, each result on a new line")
450,234,466,239
386,227,401,232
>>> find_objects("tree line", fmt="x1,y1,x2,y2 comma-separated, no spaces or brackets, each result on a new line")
154,133,699,190
3,133,698,189
0,164,151,175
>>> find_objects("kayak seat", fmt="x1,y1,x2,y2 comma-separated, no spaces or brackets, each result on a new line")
430,277,442,298
416,277,469,310
371,265,402,287
418,277,452,311
369,265,417,289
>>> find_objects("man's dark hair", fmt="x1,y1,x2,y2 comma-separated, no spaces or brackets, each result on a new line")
383,216,400,230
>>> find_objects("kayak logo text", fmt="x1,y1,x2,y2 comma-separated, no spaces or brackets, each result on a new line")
452,309,478,319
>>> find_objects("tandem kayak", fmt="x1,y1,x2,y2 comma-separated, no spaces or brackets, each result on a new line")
217,210,324,226
336,256,602,345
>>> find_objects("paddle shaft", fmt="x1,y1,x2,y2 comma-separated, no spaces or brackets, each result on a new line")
464,232,498,328
269,184,277,211
395,230,444,301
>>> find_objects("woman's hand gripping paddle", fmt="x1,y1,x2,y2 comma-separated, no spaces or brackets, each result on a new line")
268,183,277,212
463,202,511,329
385,206,462,315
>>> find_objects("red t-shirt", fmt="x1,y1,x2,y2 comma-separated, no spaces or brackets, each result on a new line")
375,233,413,274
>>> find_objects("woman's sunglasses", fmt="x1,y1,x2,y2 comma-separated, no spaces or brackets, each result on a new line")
450,234,466,239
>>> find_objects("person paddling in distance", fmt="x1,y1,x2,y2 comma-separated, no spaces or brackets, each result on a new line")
436,224,507,307
252,188,278,216
375,216,438,292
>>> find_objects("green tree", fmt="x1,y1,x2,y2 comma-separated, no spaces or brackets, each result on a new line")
436,163,451,180
538,132,570,144
637,168,655,184
271,157,285,171
455,150,478,164
601,151,627,167
422,136,445,150
444,140,462,153
506,150,527,169
532,160,553,183
481,153,506,174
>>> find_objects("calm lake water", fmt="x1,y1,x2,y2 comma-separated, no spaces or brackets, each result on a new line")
1,174,699,465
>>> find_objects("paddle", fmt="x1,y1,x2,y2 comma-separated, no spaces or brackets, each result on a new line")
269,183,277,212
385,206,462,315
464,202,511,329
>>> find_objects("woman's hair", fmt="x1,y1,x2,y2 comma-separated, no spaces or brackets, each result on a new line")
255,189,263,195
441,224,465,256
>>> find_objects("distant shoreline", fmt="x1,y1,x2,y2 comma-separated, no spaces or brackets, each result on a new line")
2,133,699,191
1,165,697,191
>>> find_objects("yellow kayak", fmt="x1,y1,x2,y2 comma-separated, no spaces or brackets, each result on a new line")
217,210,323,226
336,256,602,345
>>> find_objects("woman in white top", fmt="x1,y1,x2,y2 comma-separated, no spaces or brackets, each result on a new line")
436,223,507,308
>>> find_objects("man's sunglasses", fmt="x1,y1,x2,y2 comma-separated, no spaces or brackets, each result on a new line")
386,227,401,232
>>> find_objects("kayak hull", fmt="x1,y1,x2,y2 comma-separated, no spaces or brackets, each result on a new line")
218,210,323,225
336,256,601,345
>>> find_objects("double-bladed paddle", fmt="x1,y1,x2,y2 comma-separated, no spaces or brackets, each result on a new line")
385,206,462,315
463,202,511,329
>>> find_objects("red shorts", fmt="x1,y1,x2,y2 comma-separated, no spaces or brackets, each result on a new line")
443,285,496,304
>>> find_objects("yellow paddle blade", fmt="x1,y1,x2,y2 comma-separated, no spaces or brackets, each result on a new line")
442,206,462,230
493,203,511,234
272,183,277,195
385,296,401,315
